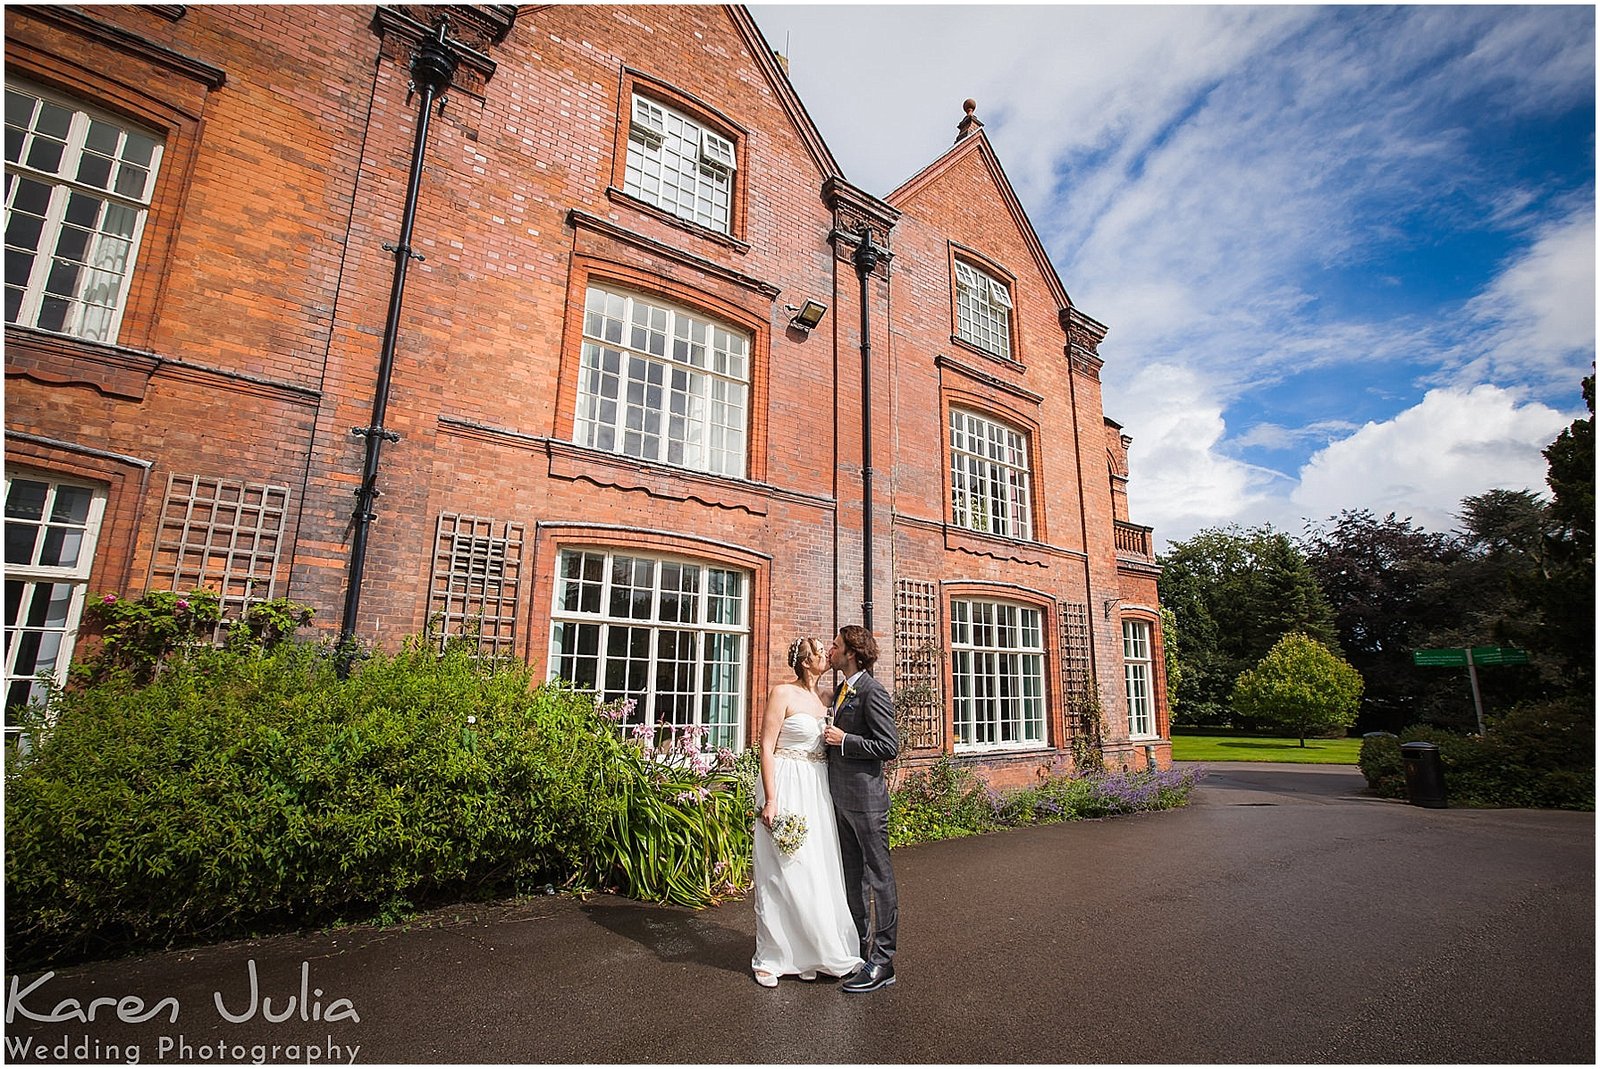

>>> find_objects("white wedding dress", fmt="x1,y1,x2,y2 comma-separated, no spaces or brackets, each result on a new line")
751,713,864,979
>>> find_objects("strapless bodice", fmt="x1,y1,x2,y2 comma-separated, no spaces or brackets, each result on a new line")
775,713,826,756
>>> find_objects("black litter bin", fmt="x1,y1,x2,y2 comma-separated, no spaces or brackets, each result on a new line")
1400,741,1447,809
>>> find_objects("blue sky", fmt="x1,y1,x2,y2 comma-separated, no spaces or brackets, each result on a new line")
750,4,1596,548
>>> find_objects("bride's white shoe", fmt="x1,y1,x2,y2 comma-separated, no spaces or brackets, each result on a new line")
754,970,778,988
798,971,817,981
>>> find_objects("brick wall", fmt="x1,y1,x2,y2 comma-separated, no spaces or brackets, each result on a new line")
4,3,1169,772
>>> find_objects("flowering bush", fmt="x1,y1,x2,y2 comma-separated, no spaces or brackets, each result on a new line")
78,588,224,684
76,589,315,687
582,698,752,907
890,757,1201,847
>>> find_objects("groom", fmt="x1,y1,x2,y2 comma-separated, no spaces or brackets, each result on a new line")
822,625,899,993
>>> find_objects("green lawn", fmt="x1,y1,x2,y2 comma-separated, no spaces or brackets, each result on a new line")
1170,731,1363,765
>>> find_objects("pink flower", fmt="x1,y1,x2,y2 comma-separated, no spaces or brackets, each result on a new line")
175,599,190,611
101,593,117,605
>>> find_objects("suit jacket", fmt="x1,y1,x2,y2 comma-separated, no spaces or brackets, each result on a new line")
827,671,898,813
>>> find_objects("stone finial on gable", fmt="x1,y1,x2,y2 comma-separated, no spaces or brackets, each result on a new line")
956,98,984,142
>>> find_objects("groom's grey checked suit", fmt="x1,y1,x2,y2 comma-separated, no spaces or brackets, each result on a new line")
827,671,899,968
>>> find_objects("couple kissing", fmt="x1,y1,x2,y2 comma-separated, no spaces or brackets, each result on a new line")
750,625,898,993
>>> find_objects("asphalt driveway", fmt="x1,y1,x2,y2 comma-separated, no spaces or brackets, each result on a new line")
6,762,1593,1063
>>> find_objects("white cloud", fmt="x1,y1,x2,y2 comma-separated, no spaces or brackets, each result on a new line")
1290,385,1570,533
1459,204,1597,389
1118,363,1287,542
1234,419,1361,452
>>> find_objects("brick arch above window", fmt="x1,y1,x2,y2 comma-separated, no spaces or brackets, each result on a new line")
606,68,750,248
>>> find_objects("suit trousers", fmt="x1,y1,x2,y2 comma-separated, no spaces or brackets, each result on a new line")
835,804,897,966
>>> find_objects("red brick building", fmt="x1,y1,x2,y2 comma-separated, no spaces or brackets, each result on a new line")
4,3,1170,779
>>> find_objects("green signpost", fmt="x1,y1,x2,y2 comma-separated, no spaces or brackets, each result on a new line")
1411,646,1531,732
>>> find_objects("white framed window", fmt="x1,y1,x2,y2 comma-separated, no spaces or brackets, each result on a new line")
4,470,107,746
950,408,1033,539
954,260,1013,359
950,598,1045,750
1124,618,1156,738
549,548,748,750
4,83,164,343
622,93,736,233
575,284,749,478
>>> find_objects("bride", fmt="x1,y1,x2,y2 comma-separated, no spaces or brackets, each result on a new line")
750,636,864,987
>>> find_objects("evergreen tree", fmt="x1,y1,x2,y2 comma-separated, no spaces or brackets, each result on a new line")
1541,373,1595,692
1301,510,1461,732
1158,525,1338,726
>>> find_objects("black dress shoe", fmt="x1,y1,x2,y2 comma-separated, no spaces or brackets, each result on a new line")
841,962,895,993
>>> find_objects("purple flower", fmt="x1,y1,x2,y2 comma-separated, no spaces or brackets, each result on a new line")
101,593,118,605
175,599,190,611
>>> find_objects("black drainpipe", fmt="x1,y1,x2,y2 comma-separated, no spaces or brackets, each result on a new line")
852,228,882,633
339,21,459,670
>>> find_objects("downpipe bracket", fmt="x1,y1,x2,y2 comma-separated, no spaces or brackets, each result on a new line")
382,241,425,263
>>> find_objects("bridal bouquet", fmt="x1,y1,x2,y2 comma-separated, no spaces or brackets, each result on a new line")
769,812,808,855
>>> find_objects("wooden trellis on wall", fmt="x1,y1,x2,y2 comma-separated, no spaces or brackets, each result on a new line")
894,578,943,750
148,474,290,632
428,513,524,660
1058,601,1102,755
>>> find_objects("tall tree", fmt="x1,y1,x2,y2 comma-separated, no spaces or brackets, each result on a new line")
1413,489,1555,728
1541,373,1595,692
1158,525,1338,726
1301,510,1462,732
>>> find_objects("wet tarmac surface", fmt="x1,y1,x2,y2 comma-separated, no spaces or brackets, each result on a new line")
6,763,1593,1064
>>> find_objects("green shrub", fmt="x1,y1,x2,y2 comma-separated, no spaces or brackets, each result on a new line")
5,639,747,967
1358,733,1405,797
1358,698,1594,810
889,757,999,846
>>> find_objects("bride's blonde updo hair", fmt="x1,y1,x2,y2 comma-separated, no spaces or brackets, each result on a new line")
786,636,821,678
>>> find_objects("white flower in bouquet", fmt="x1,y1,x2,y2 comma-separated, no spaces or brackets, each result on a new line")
769,812,808,855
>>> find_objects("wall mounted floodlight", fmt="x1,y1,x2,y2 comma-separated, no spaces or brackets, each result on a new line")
785,299,828,332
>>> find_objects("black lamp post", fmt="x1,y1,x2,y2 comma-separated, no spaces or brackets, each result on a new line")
338,21,459,670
